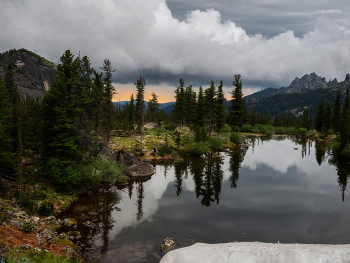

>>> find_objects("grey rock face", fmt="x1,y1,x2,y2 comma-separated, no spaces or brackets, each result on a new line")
0,49,56,99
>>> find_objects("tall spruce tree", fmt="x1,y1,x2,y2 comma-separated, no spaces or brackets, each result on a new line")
128,94,136,131
230,74,245,127
135,76,146,139
333,91,342,133
315,101,325,132
148,92,159,122
184,85,196,125
205,81,216,140
100,59,116,147
0,75,16,176
173,78,186,128
340,89,350,147
195,86,206,127
215,80,225,136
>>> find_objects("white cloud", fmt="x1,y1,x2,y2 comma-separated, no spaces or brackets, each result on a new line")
0,0,349,91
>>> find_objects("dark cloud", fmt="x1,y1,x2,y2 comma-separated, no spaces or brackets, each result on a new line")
0,0,349,95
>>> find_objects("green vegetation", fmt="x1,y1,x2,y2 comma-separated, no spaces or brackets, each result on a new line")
21,220,36,233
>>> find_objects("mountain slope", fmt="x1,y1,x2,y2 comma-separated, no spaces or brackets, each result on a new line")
0,48,56,98
251,77,350,116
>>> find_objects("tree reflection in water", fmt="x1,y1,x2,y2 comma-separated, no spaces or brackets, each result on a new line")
329,157,350,201
136,182,145,221
229,146,248,188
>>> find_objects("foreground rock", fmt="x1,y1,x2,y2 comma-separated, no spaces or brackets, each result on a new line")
116,150,138,166
144,122,158,129
160,242,350,263
128,162,154,177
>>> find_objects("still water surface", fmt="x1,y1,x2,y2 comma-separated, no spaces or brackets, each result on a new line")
58,136,350,262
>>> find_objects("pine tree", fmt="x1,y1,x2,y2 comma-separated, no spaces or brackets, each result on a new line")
135,76,146,139
325,104,332,131
215,80,225,136
230,74,245,127
195,86,207,127
184,85,196,125
173,78,186,128
340,89,350,147
128,94,136,131
100,59,116,147
333,91,342,133
92,70,104,137
0,75,16,176
315,101,325,131
148,92,159,122
205,81,216,140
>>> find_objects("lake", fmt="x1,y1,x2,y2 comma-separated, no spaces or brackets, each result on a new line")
58,136,350,262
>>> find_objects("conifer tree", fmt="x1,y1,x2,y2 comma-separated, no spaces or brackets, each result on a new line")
0,75,16,176
148,92,159,122
333,91,342,133
229,74,245,127
100,59,116,147
128,94,136,131
315,101,325,131
205,81,216,140
340,89,350,147
195,86,206,127
135,75,146,139
184,85,196,125
215,80,225,136
92,70,104,137
173,78,186,128
325,104,332,131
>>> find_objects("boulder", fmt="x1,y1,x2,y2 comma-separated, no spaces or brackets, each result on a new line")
45,215,56,223
116,150,138,166
127,162,154,177
63,218,77,227
87,212,97,216
144,122,159,129
10,219,23,227
41,228,54,241
99,148,117,161
21,244,31,250
161,237,176,252
83,221,96,228
175,126,190,132
14,211,28,219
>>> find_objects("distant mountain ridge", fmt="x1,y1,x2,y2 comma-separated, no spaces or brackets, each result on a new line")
245,72,340,106
246,73,350,116
0,48,56,98
113,101,175,115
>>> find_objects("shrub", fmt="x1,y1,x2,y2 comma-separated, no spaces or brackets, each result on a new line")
327,129,335,135
232,126,240,132
260,125,273,135
21,220,36,233
209,137,224,151
230,132,242,144
47,158,82,187
251,127,260,134
240,124,253,132
158,145,173,157
195,126,208,142
298,128,308,136
193,142,210,156
220,124,232,133
332,141,341,152
341,144,350,159
39,202,54,216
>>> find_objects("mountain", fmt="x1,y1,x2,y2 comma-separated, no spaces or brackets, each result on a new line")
247,74,350,116
0,48,56,98
245,72,339,107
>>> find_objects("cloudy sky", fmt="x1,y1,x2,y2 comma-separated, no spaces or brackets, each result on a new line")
1,0,349,102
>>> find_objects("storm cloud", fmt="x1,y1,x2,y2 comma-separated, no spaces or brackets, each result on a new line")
0,0,349,97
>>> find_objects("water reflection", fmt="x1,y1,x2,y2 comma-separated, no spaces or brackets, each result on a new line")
229,146,248,188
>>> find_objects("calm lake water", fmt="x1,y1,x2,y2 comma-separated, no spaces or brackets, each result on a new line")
58,136,350,262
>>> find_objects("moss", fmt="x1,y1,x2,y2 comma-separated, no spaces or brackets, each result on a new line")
54,239,75,247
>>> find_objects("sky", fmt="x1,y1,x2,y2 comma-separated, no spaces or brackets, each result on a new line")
0,0,349,102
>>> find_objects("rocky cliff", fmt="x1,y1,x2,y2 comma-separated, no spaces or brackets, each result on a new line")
0,48,56,98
